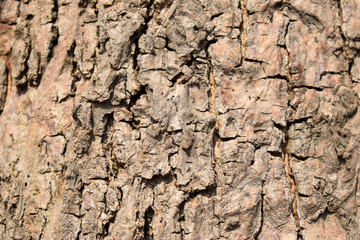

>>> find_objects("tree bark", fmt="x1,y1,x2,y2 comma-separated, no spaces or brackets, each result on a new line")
0,0,360,239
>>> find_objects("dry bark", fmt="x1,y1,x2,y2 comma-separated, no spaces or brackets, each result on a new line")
0,0,360,239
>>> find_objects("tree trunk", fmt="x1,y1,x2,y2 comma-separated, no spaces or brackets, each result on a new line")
0,0,360,239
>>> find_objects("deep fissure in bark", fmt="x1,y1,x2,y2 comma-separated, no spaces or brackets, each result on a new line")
283,20,303,240
239,0,247,66
130,0,155,71
254,181,265,240
207,54,223,199
144,206,155,240
283,123,303,240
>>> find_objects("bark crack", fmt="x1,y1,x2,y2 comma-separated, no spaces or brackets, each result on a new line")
283,125,302,239
207,56,223,199
254,181,265,240
177,185,217,239
0,60,9,114
130,0,155,72
336,0,356,91
239,0,247,66
47,0,59,63
144,206,155,240
283,20,303,240
178,199,185,240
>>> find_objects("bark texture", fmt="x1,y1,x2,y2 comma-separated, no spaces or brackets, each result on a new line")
1,0,360,239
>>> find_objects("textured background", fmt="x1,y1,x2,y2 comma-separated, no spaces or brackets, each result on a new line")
0,0,360,239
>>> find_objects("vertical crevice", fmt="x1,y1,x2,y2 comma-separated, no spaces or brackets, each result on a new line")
130,0,155,72
47,0,59,63
208,59,223,198
337,0,354,85
5,58,12,100
144,206,154,240
15,40,32,90
283,126,302,239
178,200,185,240
254,181,264,240
284,22,292,86
283,20,303,240
239,0,247,66
337,0,347,56
32,0,59,88
0,61,8,114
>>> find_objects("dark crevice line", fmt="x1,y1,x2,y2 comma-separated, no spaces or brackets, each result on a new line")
163,36,176,52
179,35,217,68
59,40,79,102
283,127,303,240
207,55,223,199
254,181,265,240
188,184,217,199
337,0,353,84
292,85,324,91
176,184,217,239
288,116,312,125
245,58,267,65
283,19,303,240
47,0,59,63
260,74,289,81
130,0,155,71
32,0,59,89
144,206,155,240
211,12,223,20
0,60,9,114
178,199,185,240
239,0,247,66
128,84,147,109
16,39,32,90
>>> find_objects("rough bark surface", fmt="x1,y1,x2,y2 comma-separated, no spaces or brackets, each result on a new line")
0,0,360,239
